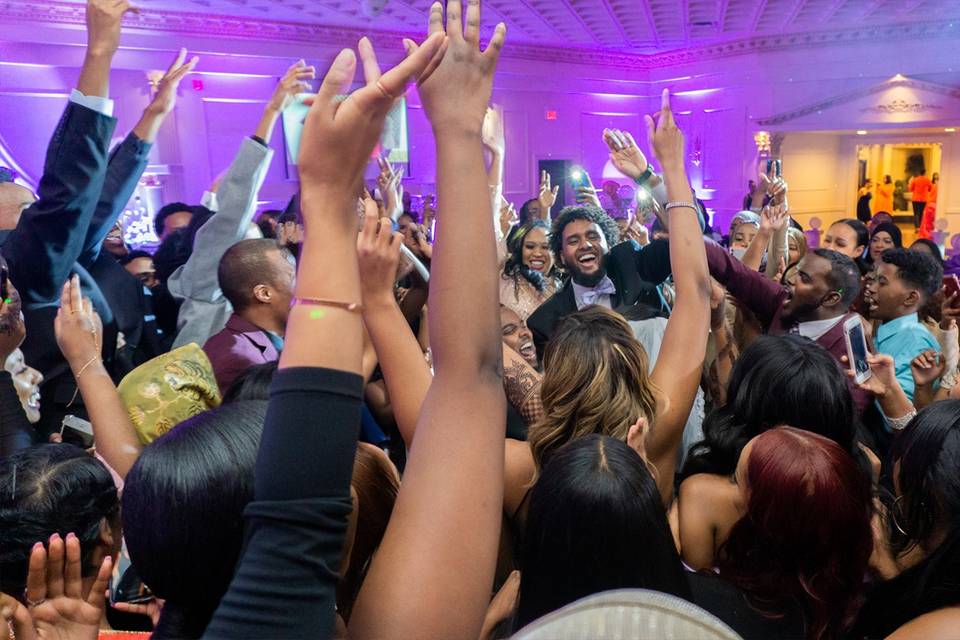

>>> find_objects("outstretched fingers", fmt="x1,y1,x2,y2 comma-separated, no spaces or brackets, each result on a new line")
464,0,480,44
358,37,382,85
314,48,357,117
446,0,462,38
484,22,506,59
165,48,187,75
86,556,113,610
375,32,444,101
428,1,444,35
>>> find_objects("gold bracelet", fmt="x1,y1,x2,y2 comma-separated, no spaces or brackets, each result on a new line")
293,297,364,313
66,355,101,408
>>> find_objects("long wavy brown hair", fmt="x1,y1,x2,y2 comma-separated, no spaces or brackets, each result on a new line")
528,306,660,471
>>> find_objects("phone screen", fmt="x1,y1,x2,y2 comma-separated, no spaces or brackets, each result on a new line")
848,322,869,378
569,168,589,190
766,159,782,178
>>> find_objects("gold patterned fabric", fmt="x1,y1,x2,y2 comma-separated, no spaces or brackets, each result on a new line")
118,343,221,444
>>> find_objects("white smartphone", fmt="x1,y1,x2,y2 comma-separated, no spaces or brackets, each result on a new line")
843,315,871,384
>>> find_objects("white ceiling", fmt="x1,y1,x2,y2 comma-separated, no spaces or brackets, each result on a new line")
67,0,960,53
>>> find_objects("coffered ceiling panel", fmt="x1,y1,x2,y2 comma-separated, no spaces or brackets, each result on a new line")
17,0,960,53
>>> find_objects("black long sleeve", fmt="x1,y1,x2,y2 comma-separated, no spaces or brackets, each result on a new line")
0,371,35,459
2,102,116,305
204,367,363,639
78,132,152,268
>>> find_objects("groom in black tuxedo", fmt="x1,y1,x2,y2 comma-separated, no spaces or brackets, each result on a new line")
527,205,672,359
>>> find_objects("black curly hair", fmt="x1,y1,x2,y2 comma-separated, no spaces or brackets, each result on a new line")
549,205,620,265
880,247,943,300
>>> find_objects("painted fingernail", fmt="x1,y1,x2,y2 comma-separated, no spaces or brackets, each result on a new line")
33,541,43,551
66,532,77,541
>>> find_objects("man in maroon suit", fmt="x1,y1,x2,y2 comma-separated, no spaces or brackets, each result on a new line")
203,238,295,392
706,243,870,414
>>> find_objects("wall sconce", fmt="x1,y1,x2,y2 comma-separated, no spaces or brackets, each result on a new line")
753,131,771,154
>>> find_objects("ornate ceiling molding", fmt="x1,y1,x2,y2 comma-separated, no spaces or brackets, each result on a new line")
756,77,960,126
1,0,957,71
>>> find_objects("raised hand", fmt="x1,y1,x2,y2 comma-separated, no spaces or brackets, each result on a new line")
357,195,404,307
298,33,443,220
625,216,649,246
498,199,517,236
941,289,960,329
911,349,945,388
85,0,137,58
54,275,102,373
537,170,559,216
0,533,113,640
481,107,505,156
413,1,506,136
603,128,649,181
146,48,199,117
843,352,899,397
377,156,404,221
759,202,789,234
267,59,316,114
277,221,304,247
644,89,684,172
760,164,789,208
422,195,437,229
574,170,601,209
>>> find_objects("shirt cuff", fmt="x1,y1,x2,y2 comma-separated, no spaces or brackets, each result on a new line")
200,190,219,213
69,89,114,117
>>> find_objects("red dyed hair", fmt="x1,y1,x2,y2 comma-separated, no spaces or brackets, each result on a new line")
717,426,872,640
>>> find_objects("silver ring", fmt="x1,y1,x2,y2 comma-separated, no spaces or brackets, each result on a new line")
25,595,46,607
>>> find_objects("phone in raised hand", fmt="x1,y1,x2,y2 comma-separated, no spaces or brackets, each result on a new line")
843,315,871,384
569,166,590,190
765,159,782,179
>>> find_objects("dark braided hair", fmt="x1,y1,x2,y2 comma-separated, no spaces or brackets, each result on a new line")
0,444,119,597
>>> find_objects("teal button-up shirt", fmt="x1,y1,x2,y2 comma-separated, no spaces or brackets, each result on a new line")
875,312,939,403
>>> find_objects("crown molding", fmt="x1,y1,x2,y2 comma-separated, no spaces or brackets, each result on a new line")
1,0,958,71
756,76,960,126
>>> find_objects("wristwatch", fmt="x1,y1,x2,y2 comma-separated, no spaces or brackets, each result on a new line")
633,167,653,186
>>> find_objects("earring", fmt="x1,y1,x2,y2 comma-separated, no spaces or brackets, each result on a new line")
892,494,909,537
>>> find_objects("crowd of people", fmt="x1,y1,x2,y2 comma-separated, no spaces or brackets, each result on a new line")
2,1,960,639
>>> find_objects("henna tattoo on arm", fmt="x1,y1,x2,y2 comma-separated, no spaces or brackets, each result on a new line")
503,351,543,426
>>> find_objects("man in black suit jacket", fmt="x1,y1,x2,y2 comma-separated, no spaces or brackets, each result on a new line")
527,205,671,359
0,0,146,438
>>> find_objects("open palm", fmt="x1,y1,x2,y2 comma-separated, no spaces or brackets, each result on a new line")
2,533,113,640
603,129,648,181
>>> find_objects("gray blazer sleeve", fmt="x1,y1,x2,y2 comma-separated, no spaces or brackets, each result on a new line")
168,137,273,348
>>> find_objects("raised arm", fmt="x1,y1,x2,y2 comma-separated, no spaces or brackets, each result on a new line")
762,175,790,279
170,61,312,308
54,275,142,478
358,195,432,447
206,35,442,640
2,0,130,304
645,90,712,506
350,3,507,638
78,50,197,267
